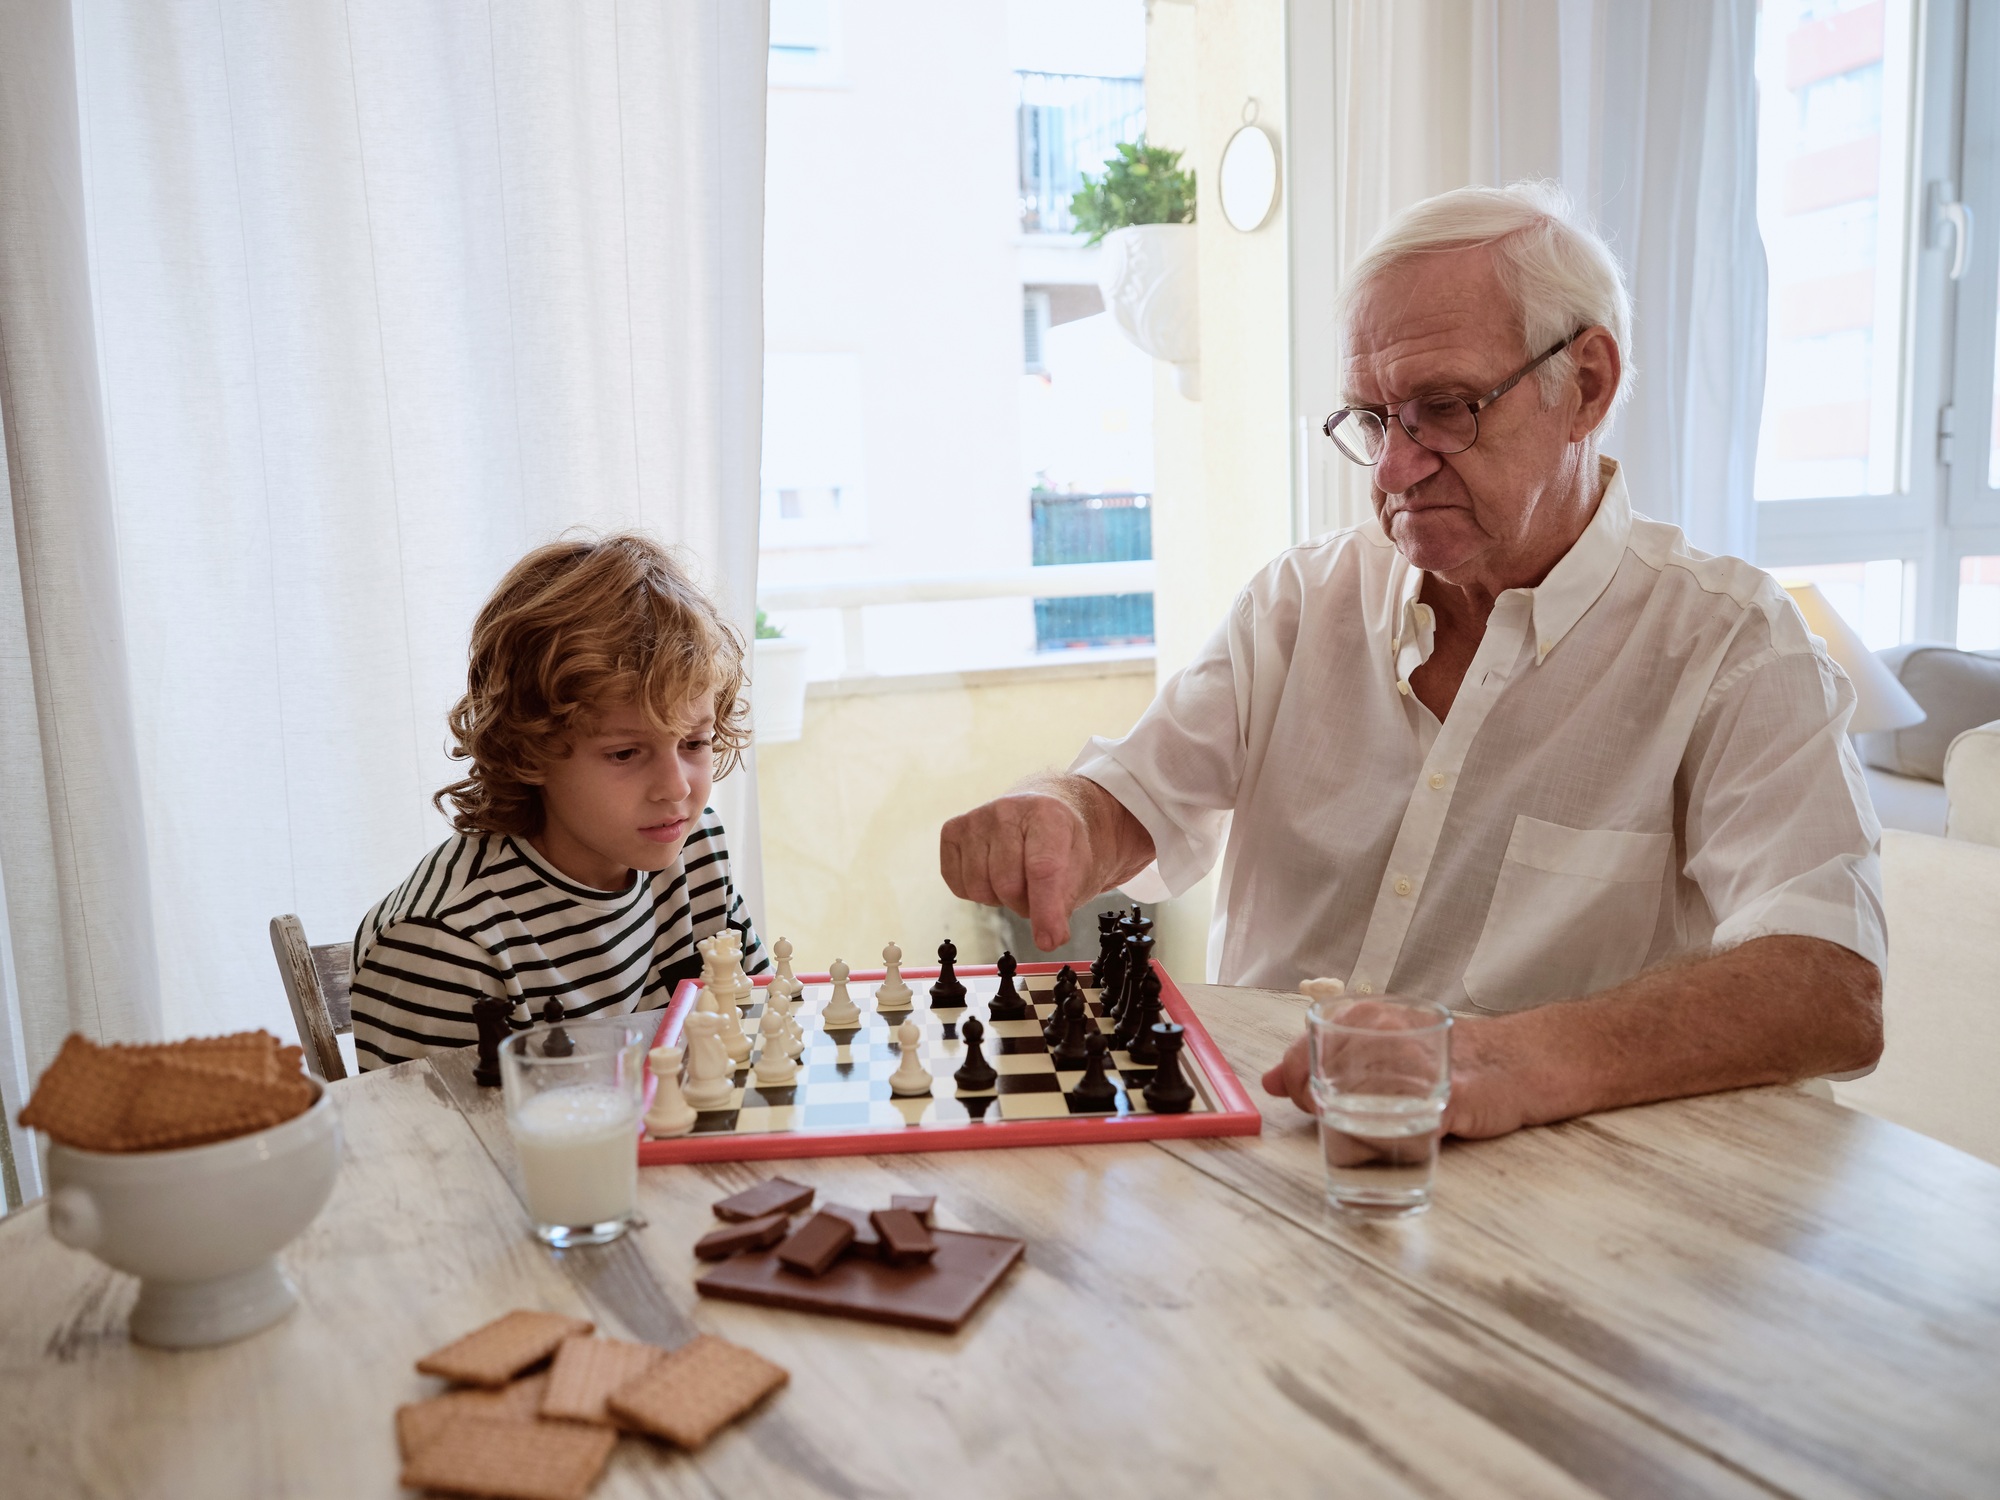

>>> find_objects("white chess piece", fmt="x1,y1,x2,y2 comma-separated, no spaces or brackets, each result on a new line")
769,936,802,1001
768,985,805,1058
680,1013,734,1110
821,958,860,1028
719,931,754,1010
874,941,913,1011
753,1007,799,1087
1298,977,1346,1004
888,1020,933,1096
644,1045,696,1137
716,994,752,1064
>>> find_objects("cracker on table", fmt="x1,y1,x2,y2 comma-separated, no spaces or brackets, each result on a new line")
607,1333,788,1450
540,1335,667,1426
417,1310,595,1389
396,1372,550,1458
397,1412,615,1500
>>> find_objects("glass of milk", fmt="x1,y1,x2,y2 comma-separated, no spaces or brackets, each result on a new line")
499,1017,652,1246
1305,994,1452,1219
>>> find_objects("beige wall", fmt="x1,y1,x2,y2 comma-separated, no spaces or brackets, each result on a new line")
757,663,1158,971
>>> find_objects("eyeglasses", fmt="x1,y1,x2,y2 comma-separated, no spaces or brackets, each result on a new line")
1322,329,1587,466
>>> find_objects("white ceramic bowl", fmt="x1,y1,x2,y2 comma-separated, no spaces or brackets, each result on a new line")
44,1079,342,1348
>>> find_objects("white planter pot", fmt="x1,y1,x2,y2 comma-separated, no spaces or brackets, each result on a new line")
751,635,811,745
1097,223,1200,399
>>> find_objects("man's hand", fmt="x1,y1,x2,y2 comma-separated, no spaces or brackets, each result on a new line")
940,775,1155,952
1258,1014,1533,1140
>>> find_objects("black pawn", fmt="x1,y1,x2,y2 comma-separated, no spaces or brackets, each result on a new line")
930,938,967,1005
538,997,573,1058
1070,1031,1117,1110
1141,1022,1194,1113
987,950,1028,1021
471,994,514,1087
1123,968,1166,1060
1053,995,1094,1069
1043,985,1075,1045
954,1015,997,1092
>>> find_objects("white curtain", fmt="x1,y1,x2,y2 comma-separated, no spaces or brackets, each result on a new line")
0,1,768,1191
1327,0,1766,557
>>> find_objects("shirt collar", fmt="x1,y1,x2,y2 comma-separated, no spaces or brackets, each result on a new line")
1527,456,1630,664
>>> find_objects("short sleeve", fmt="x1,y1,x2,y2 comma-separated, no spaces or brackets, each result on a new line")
1681,646,1886,969
349,918,515,1072
1069,597,1253,897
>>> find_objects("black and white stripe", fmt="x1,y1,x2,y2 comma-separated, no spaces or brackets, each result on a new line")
349,808,767,1071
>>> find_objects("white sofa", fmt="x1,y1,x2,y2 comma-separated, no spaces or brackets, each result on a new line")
1833,720,2000,1165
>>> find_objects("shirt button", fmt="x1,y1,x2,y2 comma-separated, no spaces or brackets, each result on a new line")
1396,681,1411,696
1394,876,1413,897
1428,772,1446,790
1355,982,1374,995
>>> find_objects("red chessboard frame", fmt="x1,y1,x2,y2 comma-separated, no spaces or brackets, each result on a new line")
636,961,1262,1165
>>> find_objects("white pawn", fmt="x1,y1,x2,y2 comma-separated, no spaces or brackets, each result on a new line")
754,1007,799,1087
874,941,913,1011
680,1013,734,1110
720,932,754,1010
769,937,802,1001
644,1045,696,1137
718,998,752,1065
889,1020,933,1096
769,985,805,1058
821,958,860,1029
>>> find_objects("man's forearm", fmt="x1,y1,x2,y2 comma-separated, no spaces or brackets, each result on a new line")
1470,935,1882,1132
1018,772,1156,899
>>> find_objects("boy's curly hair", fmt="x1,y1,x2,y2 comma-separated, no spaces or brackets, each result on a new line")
435,533,750,836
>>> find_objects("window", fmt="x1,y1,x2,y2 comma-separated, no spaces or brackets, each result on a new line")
1960,556,2000,650
769,0,842,88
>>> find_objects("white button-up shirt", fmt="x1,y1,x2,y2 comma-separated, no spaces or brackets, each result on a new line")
1072,460,1885,1008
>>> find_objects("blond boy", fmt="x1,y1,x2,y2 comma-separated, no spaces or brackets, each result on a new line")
350,535,766,1071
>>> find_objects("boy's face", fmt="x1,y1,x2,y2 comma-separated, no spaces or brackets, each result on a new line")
525,695,717,892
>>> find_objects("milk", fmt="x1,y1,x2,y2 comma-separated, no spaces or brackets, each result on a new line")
510,1085,639,1229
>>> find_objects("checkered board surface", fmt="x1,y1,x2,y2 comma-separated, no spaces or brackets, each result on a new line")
637,962,1261,1165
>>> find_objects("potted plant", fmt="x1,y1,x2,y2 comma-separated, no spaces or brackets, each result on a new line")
750,611,811,745
1073,142,1200,399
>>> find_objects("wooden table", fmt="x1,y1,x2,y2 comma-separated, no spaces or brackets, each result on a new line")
3,983,1996,1499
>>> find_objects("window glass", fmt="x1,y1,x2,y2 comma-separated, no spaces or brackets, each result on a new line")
1959,557,2000,650
1770,559,1909,648
1989,295,2000,490
1753,0,1917,502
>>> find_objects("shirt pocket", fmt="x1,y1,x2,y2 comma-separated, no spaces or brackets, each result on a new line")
1461,816,1672,1012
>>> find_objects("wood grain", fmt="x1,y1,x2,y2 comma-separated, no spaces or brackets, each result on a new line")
1165,981,2000,1500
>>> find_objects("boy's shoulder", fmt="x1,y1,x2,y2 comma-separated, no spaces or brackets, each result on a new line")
356,830,525,954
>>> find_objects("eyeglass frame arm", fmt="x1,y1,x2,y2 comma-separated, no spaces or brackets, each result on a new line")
1321,327,1589,450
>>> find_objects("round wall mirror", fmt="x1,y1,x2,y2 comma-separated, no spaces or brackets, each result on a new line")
1219,122,1278,233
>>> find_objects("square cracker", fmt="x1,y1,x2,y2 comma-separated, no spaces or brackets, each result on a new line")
417,1310,595,1389
397,1413,615,1500
114,1055,313,1151
607,1333,788,1450
16,1037,136,1151
540,1335,666,1426
396,1372,550,1459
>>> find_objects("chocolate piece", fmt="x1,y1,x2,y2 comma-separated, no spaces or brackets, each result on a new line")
694,1211,791,1261
929,939,967,1006
890,1194,936,1227
870,1207,937,1266
713,1177,816,1222
953,1016,997,1092
777,1211,856,1277
818,1202,882,1258
1142,1023,1195,1114
697,1229,1025,1333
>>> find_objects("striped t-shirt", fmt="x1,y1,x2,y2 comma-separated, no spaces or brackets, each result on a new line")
349,807,766,1071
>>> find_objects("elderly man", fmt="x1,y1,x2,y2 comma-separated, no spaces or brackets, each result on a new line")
940,183,1883,1139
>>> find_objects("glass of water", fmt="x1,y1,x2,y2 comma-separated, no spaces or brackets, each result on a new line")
1306,994,1451,1219
500,1016,652,1247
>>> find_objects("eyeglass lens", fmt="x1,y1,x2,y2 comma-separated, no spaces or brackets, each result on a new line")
1330,396,1480,465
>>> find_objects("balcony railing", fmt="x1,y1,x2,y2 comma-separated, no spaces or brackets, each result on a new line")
1032,491,1154,650
1017,71,1145,237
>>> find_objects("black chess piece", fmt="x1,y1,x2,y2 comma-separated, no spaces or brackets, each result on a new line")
1053,964,1078,999
1141,1022,1194,1113
1053,994,1094,1068
1126,970,1166,1064
1042,985,1075,1045
987,950,1028,1021
954,1015,997,1091
538,997,574,1058
1111,932,1151,1024
930,938,967,1006
1089,910,1119,988
471,994,515,1087
1069,1030,1117,1110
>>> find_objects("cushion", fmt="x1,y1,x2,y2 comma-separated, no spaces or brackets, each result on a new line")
1856,645,2000,781
1944,720,2000,848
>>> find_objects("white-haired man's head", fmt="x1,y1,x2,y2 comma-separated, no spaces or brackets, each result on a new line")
1337,181,1632,426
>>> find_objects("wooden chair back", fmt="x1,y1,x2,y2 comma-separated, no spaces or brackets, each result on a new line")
269,914,352,1081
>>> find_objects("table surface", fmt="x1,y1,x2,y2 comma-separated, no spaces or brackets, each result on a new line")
3,982,1997,1500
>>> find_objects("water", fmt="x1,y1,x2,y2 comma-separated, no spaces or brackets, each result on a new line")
1312,1088,1445,1218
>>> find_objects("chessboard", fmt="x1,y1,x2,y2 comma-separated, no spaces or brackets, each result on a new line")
636,961,1261,1166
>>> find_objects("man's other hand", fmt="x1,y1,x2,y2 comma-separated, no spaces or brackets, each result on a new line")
941,790,1096,952
1259,1015,1533,1140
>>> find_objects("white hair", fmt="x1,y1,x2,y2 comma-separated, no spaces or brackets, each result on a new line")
1336,181,1633,424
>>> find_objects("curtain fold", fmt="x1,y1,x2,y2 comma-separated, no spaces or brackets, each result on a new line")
1328,0,1766,555
0,1,767,1140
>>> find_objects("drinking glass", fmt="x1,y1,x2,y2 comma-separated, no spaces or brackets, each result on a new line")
1306,995,1451,1218
499,1016,651,1246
